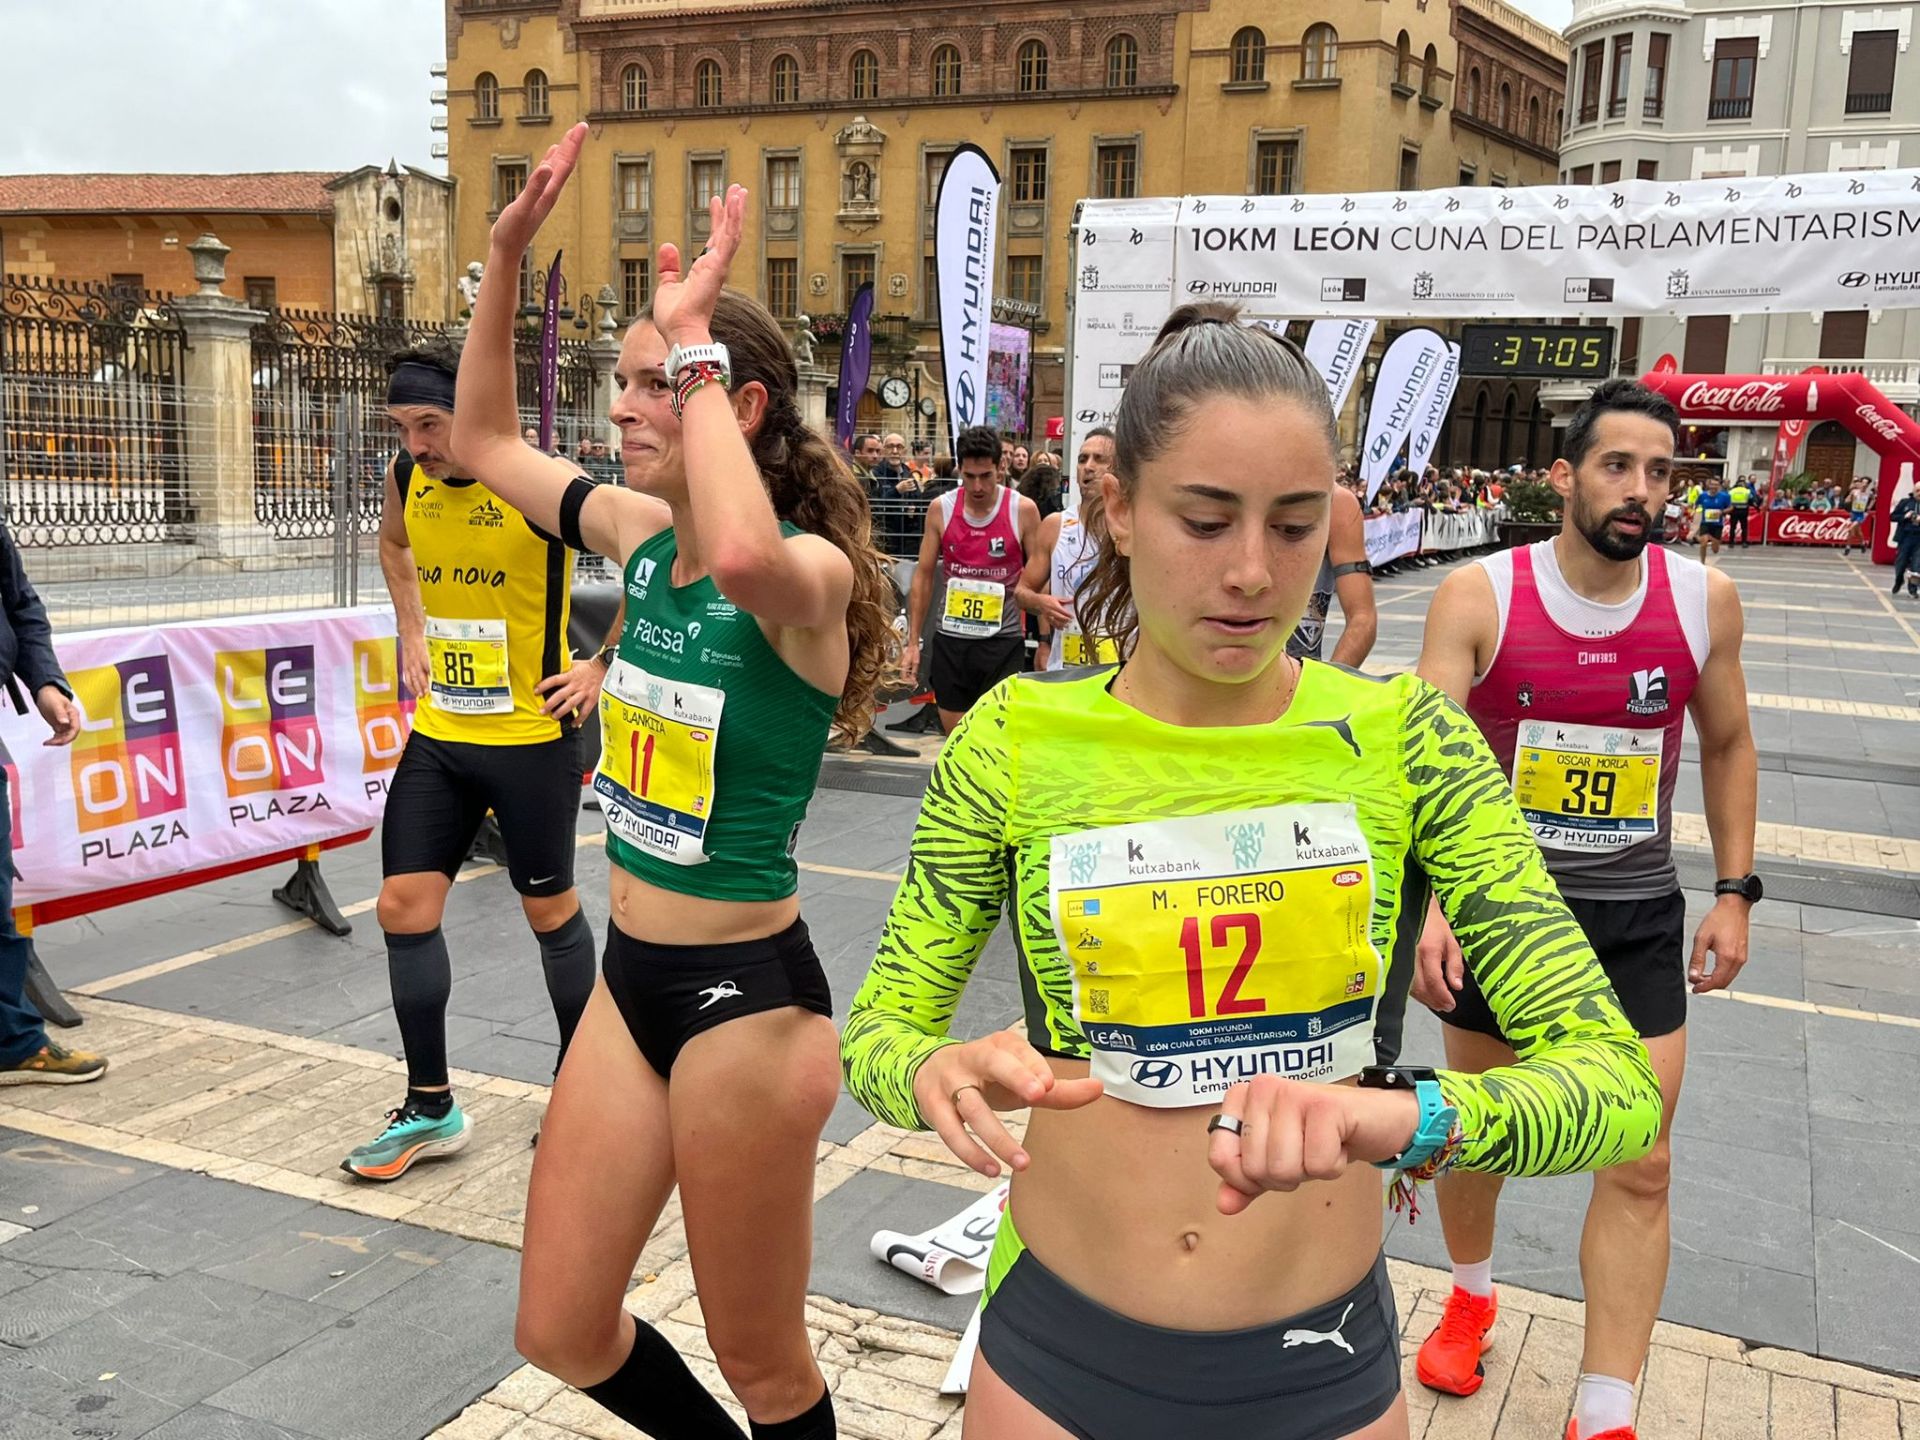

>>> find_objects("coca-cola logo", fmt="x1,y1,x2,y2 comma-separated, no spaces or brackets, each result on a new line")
1854,403,1904,443
1680,380,1789,415
1774,514,1852,544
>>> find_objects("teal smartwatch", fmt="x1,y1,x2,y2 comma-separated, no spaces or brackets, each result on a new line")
1359,1065,1459,1171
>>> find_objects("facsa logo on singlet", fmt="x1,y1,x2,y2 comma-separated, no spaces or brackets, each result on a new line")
628,557,658,601
629,614,699,657
1627,666,1670,716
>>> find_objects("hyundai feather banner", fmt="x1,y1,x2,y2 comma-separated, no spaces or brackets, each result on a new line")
836,281,876,450
935,144,1002,453
1303,318,1377,415
1360,328,1450,502
1404,341,1462,478
0,608,406,910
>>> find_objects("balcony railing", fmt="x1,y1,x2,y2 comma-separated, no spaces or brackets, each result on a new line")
1761,357,1920,403
1644,93,1665,118
1578,102,1600,123
1608,96,1627,118
1845,90,1893,114
1708,95,1753,119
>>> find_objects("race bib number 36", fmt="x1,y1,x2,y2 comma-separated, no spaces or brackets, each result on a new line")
595,659,724,866
1512,720,1662,853
1050,803,1383,1109
942,579,1006,638
425,616,511,714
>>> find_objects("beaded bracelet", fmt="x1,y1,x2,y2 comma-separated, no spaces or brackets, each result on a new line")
1386,1123,1468,1226
671,360,729,419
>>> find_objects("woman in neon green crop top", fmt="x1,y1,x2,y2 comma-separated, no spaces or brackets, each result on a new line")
453,125,895,1439
841,305,1661,1439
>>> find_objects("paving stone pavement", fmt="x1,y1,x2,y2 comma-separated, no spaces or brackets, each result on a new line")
9,544,1919,1438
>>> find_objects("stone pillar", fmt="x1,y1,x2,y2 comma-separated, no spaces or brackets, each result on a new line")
796,364,835,439
588,332,622,451
172,234,265,552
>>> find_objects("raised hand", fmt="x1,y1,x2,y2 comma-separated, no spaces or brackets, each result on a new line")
651,185,749,344
490,122,589,259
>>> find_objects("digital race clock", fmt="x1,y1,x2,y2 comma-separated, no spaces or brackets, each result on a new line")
1459,324,1616,380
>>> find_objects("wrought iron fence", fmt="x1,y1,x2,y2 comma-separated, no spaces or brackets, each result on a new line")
1,275,190,547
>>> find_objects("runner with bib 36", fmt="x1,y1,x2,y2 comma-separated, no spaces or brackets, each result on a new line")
842,305,1662,1440
1410,379,1759,1440
452,123,895,1440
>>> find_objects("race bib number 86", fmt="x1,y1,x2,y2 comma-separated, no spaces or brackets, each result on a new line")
1050,803,1383,1109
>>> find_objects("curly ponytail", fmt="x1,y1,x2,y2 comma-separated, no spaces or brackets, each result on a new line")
649,289,899,745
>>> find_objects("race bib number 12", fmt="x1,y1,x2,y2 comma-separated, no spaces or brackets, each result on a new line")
595,659,724,866
1050,803,1383,1109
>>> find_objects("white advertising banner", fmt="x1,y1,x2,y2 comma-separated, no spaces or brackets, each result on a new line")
1363,509,1423,568
1404,342,1462,478
935,144,1003,453
1422,507,1502,552
870,1182,1009,1394
1166,171,1920,318
0,607,406,910
1303,318,1377,415
1361,328,1450,502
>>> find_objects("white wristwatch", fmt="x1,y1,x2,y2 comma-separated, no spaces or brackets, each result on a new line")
664,341,731,384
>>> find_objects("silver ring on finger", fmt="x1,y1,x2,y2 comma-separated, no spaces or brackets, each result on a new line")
951,1083,984,1109
1207,1113,1244,1137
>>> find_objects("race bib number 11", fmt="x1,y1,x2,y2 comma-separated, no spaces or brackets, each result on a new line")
1050,803,1383,1109
595,658,724,866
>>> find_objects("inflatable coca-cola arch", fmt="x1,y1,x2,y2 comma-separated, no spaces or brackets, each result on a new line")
1641,371,1918,564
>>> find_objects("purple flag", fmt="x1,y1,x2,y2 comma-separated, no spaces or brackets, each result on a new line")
538,249,563,452
836,282,875,450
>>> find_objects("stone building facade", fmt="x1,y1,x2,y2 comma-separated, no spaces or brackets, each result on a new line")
444,0,1566,450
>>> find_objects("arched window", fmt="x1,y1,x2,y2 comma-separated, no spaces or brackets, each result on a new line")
1528,94,1541,141
695,58,723,107
1302,24,1339,81
620,63,647,111
1017,38,1049,93
1107,33,1139,89
850,48,880,101
770,53,799,103
1471,388,1490,466
474,71,499,120
1395,31,1411,88
1499,390,1518,465
1497,81,1511,129
1230,27,1267,84
932,43,963,97
524,69,549,118
1555,104,1565,138
1422,44,1439,97
1465,66,1482,115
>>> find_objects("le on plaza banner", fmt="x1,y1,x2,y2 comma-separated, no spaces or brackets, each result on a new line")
935,144,1002,454
0,608,409,909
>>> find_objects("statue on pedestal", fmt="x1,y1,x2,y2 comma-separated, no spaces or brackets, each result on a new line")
792,314,816,369
457,261,485,313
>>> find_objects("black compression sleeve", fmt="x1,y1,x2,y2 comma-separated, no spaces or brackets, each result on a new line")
558,474,598,552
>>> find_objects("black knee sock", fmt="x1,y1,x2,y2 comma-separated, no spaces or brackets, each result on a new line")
582,1320,747,1440
385,927,452,1091
750,1387,833,1440
534,908,596,1068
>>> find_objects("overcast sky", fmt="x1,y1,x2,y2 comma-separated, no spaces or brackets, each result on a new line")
0,0,1573,176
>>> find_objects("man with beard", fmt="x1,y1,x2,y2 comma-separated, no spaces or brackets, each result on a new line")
1407,380,1758,1440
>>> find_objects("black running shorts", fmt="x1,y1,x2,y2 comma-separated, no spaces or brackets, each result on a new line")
930,631,1026,714
1441,889,1689,1040
381,730,582,896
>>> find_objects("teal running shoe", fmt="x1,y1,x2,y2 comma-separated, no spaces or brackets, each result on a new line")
341,1100,471,1181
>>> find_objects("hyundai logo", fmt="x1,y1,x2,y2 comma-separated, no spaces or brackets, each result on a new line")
1839,271,1870,288
1130,1059,1182,1089
1187,278,1211,294
955,371,978,421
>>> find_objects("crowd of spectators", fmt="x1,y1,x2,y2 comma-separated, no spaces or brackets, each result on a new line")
1349,462,1532,516
846,431,1068,557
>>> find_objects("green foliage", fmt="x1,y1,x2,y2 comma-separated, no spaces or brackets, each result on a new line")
1501,477,1564,523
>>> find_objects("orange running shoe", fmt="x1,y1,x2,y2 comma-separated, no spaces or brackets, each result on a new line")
1415,1286,1498,1396
1566,1422,1639,1440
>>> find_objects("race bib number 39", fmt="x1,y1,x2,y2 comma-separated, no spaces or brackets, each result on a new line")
1050,803,1383,1109
1512,720,1662,853
425,616,511,714
595,659,724,866
942,579,1006,638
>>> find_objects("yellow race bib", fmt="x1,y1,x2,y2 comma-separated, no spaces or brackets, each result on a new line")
1061,630,1119,667
594,658,724,865
942,578,1006,638
425,616,511,714
1050,803,1383,1109
1512,720,1662,853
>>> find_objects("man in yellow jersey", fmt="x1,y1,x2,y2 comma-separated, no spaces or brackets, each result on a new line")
342,338,610,1181
1726,475,1753,548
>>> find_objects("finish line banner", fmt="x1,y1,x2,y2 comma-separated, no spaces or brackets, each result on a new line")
0,607,408,910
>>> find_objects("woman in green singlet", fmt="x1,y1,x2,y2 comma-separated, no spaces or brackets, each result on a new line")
841,303,1663,1439
453,125,893,1440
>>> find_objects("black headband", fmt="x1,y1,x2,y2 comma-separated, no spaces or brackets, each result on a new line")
386,361,456,412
